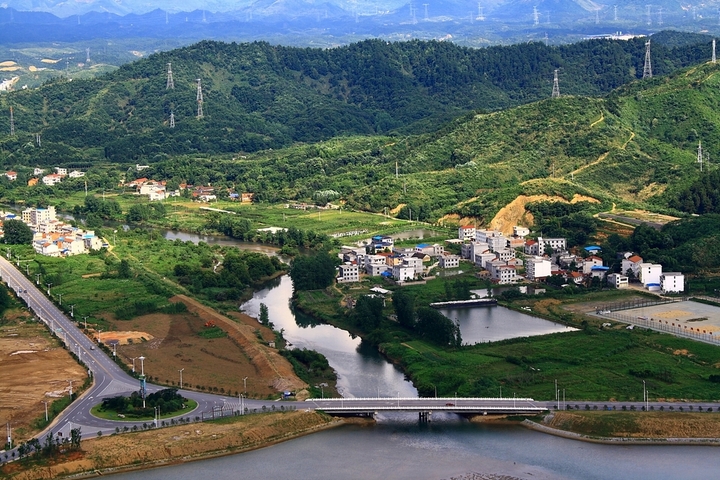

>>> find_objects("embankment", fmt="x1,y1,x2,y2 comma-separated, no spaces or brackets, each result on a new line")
3,410,341,480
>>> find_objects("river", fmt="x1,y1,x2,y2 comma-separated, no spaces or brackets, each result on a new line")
110,230,720,479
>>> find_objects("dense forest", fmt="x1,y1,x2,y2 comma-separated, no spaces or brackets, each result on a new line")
0,31,714,166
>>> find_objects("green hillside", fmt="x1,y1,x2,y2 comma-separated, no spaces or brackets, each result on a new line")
0,34,714,167
0,35,719,225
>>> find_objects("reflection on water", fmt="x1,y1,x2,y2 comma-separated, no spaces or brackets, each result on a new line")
439,306,577,344
241,275,417,399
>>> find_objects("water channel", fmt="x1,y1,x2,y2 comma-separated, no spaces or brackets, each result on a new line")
111,230,720,479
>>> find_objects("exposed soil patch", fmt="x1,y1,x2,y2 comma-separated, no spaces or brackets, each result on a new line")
113,296,306,398
0,317,86,440
97,331,154,345
490,194,600,235
548,411,720,438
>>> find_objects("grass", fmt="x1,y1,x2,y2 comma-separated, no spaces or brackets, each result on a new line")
90,399,198,421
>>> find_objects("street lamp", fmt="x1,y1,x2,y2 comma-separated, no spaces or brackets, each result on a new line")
57,293,62,305
69,305,75,318
35,274,41,285
243,376,248,395
131,357,137,373
42,400,49,422
138,356,145,376
643,380,648,412
46,282,52,295
68,380,73,397
83,316,88,330
179,368,184,389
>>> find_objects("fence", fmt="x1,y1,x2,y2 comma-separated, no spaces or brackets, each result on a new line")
598,311,720,346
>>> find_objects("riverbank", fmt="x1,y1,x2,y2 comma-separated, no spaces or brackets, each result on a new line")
522,411,720,446
1,410,342,480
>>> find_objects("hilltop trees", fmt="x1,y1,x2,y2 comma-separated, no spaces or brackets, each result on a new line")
2,219,33,244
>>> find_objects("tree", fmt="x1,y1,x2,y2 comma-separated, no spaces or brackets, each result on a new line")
2,219,33,244
70,427,82,450
393,288,416,328
259,303,270,326
353,295,384,330
118,259,132,279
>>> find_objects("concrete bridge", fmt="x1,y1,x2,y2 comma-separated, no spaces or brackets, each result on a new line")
306,397,545,419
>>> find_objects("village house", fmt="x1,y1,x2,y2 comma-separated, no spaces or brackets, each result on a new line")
438,253,460,269
660,272,685,294
364,255,389,276
458,225,476,241
488,261,517,284
513,226,530,238
68,170,85,178
27,178,38,186
526,256,552,281
337,263,360,283
582,256,604,274
607,273,629,289
33,168,45,176
392,262,416,282
5,171,17,181
621,254,644,277
55,167,68,176
42,173,65,186
415,243,444,256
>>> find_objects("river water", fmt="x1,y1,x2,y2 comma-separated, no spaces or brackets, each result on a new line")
109,230,720,479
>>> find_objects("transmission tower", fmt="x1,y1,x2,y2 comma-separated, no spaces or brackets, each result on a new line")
477,3,484,21
86,48,90,63
643,40,652,79
551,69,560,98
645,5,651,25
166,62,174,89
423,3,428,21
698,141,708,172
169,111,175,128
544,32,549,46
36,133,41,146
713,39,717,64
196,78,204,119
658,7,663,26
533,6,539,26
614,5,618,22
595,8,600,24
9,107,15,136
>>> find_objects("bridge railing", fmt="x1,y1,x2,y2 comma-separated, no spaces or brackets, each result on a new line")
305,396,536,402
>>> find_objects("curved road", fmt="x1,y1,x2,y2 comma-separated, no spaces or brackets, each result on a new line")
0,256,295,444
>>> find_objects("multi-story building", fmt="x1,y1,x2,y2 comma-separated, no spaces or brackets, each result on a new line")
438,254,460,269
660,273,684,293
526,257,552,281
337,263,360,283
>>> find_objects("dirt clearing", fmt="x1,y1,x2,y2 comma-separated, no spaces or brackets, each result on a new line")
0,314,86,440
490,194,600,235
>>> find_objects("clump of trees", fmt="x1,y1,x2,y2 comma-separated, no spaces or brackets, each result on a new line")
2,219,33,244
15,428,82,461
393,289,462,347
100,388,186,417
289,251,337,291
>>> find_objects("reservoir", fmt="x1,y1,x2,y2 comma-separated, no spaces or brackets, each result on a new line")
438,305,577,344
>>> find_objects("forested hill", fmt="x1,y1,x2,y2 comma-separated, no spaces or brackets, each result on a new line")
0,31,713,165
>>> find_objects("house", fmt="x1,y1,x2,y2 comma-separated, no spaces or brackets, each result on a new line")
458,225,476,241
607,273,629,289
241,193,254,203
438,254,460,269
461,241,488,260
488,261,516,284
638,263,662,287
392,264,416,282
537,236,567,255
337,263,360,283
55,167,68,176
27,178,38,186
524,240,540,255
136,164,150,171
582,256,604,274
474,251,496,270
487,234,508,252
567,271,585,285
5,171,17,181
128,177,148,188
364,255,389,276
68,170,85,178
371,235,394,251
584,245,602,255
526,257,552,281
22,206,56,226
403,257,424,277
415,243,443,256
513,226,530,238
590,266,610,279
475,229,502,244
660,273,684,294
621,255,644,277
198,194,217,202
42,174,64,186
507,237,526,250
494,248,515,262
33,168,45,176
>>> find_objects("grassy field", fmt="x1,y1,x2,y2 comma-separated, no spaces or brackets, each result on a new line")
547,411,720,438
90,400,198,421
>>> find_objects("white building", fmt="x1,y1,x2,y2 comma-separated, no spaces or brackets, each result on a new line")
42,174,64,186
621,254,643,277
638,263,662,287
607,273,629,289
438,254,460,269
490,263,517,284
55,167,68,176
582,256,604,274
537,236,566,255
660,273,685,294
487,234,508,253
68,170,86,178
403,257,424,277
392,264,415,282
458,225,476,241
364,255,388,276
526,257,551,281
513,226,530,238
22,206,56,226
33,168,45,176
337,263,360,283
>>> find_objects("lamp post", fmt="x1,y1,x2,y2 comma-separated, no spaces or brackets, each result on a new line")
83,316,88,330
69,305,74,318
179,368,184,389
35,274,40,285
68,380,73,397
240,394,245,415
243,376,248,395
112,342,117,358
57,293,62,305
643,380,648,412
46,282,52,295
139,356,145,376
131,357,137,373
42,400,49,422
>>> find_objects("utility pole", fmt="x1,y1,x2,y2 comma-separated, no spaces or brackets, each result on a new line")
69,304,74,318
9,106,14,136
179,368,184,389
83,316,88,329
196,78,204,119
42,400,49,421
166,62,174,89
35,273,41,285
243,376,248,394
643,40,652,79
551,69,560,98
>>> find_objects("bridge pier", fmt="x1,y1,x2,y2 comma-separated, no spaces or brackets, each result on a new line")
419,411,431,422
